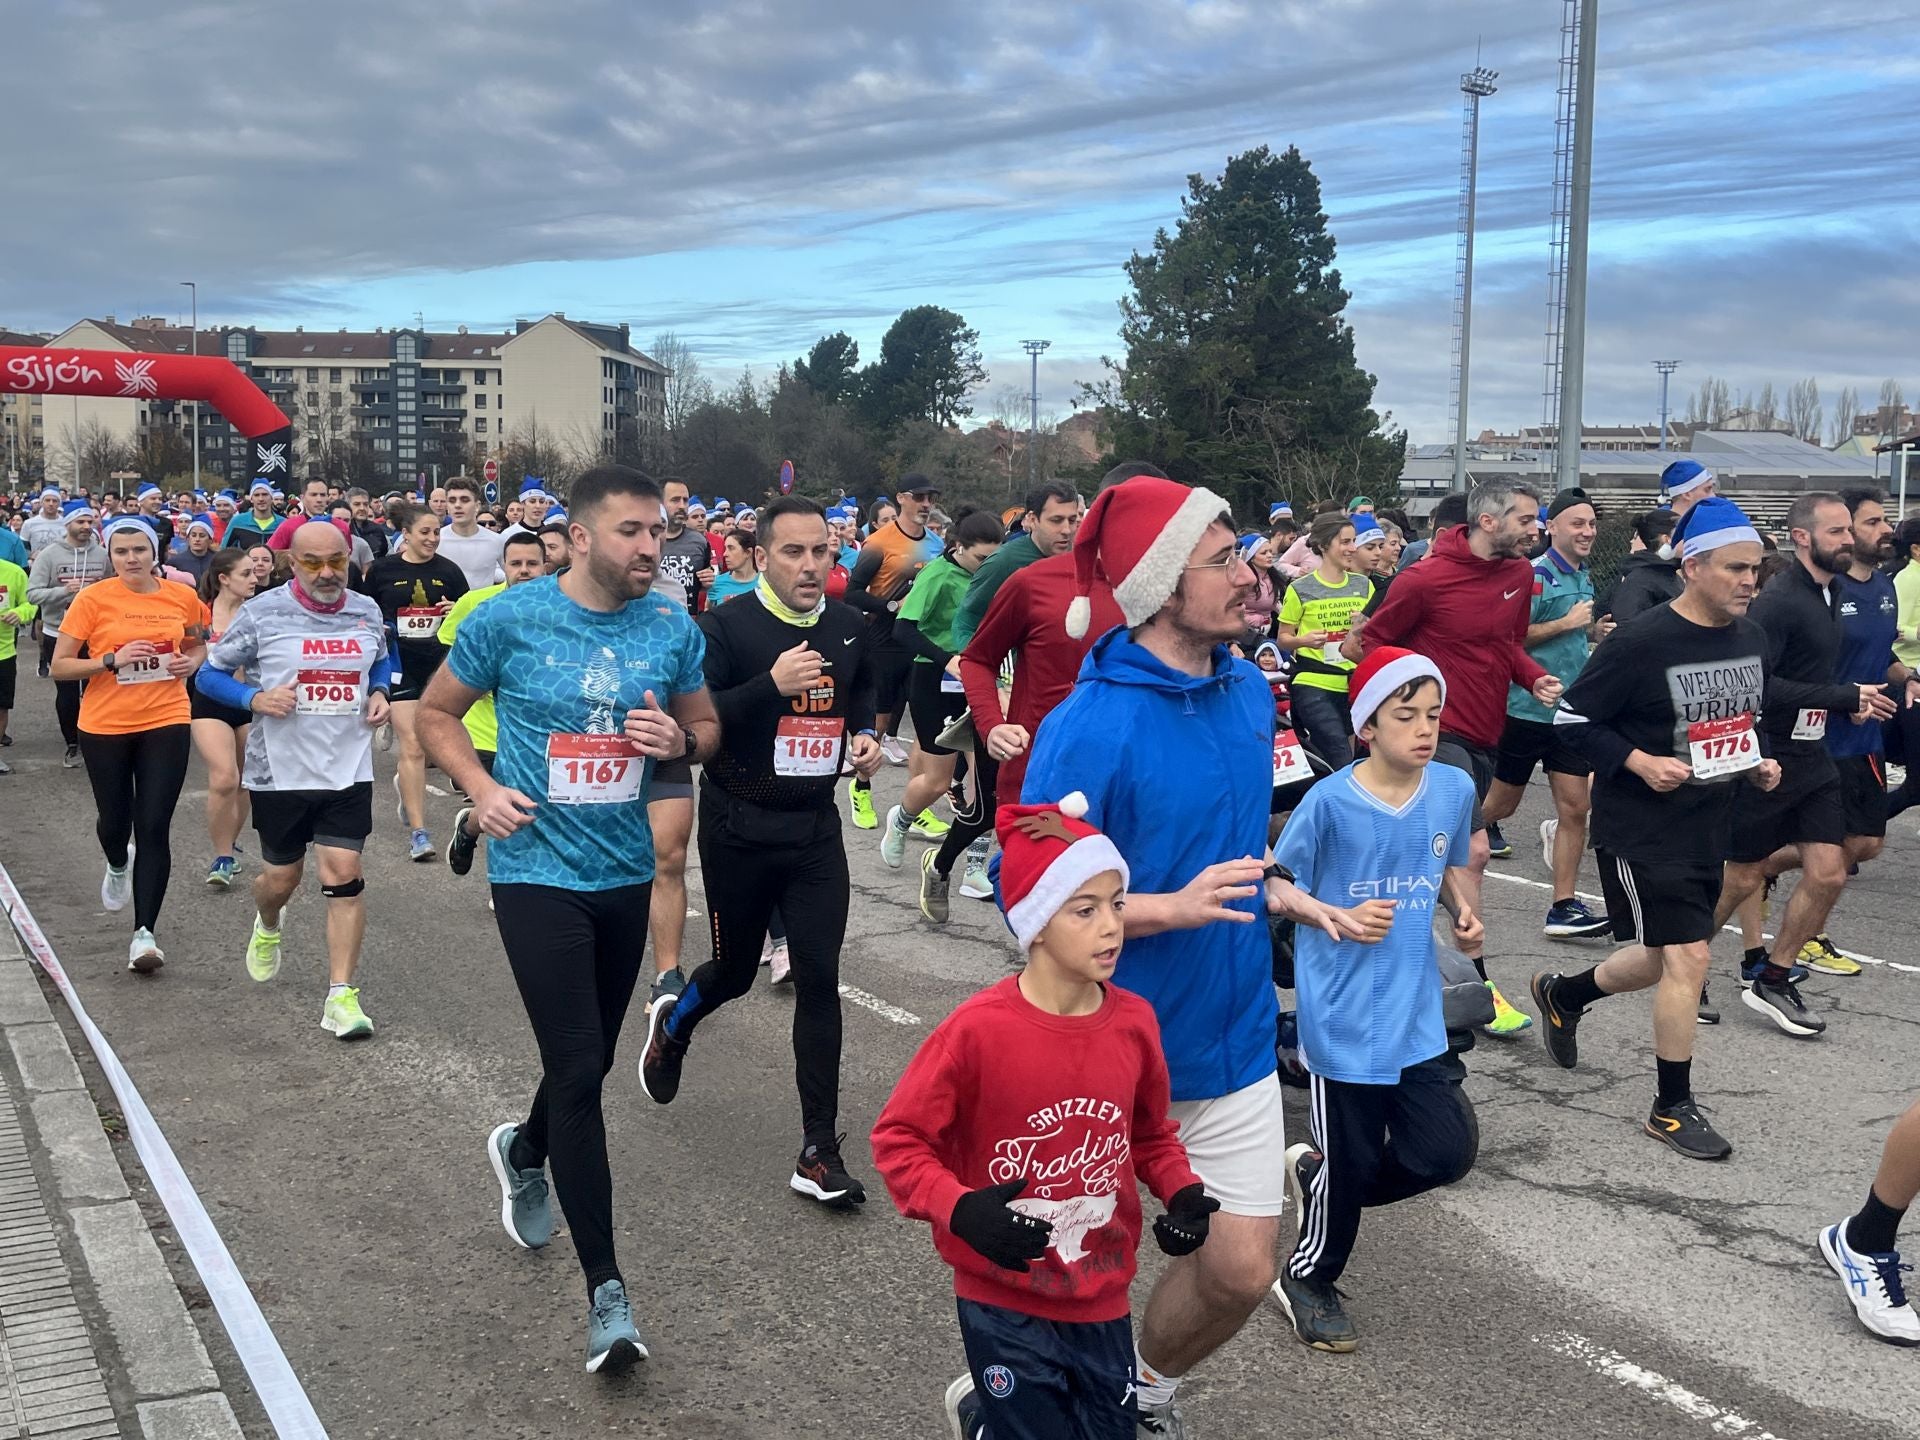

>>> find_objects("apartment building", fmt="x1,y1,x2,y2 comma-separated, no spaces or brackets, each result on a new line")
0,328,47,483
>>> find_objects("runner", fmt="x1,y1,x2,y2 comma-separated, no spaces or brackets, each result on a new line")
21,487,65,558
266,478,333,552
435,475,507,590
1275,510,1371,770
49,516,209,972
1605,510,1682,625
654,479,716,615
0,549,32,772
948,479,1085,651
1480,488,1613,940
707,529,759,605
1660,457,1716,519
1821,1095,1920,1345
191,551,258,886
538,514,571,573
1018,474,1370,1434
196,522,391,1039
1533,496,1779,1158
364,502,468,860
879,509,1004,871
639,494,882,1208
223,482,286,549
1709,490,1894,1029
421,464,716,1371
1361,479,1562,1036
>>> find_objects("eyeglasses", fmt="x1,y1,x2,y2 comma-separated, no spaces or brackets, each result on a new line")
1185,549,1253,574
478,517,500,530
293,553,351,574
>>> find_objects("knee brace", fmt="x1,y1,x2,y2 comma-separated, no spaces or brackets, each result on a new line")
320,877,365,900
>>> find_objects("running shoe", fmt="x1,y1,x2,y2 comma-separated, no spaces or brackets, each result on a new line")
1530,971,1582,1069
919,850,950,924
321,987,374,1040
1539,816,1558,870
585,1279,648,1373
959,838,994,900
879,735,909,767
486,1122,553,1249
1485,823,1513,859
0,758,11,775
768,940,791,986
1644,1097,1731,1161
1282,1141,1321,1232
377,721,393,753
1800,934,1862,977
1741,974,1827,1037
790,1133,867,1208
647,967,685,1015
409,828,434,862
758,933,774,966
1543,898,1612,939
1697,984,1720,1025
849,782,877,830
880,804,911,869
1482,981,1533,1037
37,660,49,678
1819,1222,1920,1346
205,856,237,889
1137,1399,1191,1438
944,1374,984,1440
63,744,80,769
446,808,479,876
100,862,132,913
127,928,164,975
910,810,951,841
245,917,283,982
638,993,688,1104
947,778,968,814
393,771,406,823
1740,952,1808,986
1272,1271,1357,1352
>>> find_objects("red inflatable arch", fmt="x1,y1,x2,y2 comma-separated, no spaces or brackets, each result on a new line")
0,345,293,486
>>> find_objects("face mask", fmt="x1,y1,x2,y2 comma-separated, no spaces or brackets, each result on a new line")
1657,542,1675,561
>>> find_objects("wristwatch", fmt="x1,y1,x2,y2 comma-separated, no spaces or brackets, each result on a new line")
678,723,697,760
1262,861,1295,885
100,651,118,673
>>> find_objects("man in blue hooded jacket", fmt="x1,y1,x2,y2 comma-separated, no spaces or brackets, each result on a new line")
1024,474,1376,1436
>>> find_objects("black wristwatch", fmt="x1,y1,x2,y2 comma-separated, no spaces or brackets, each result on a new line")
100,651,118,673
678,723,697,760
1263,861,1295,885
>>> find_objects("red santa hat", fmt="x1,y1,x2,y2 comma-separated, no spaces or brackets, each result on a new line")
995,792,1131,950
1066,476,1233,638
1348,646,1446,733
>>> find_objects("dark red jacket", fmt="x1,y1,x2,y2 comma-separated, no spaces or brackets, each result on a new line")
1361,525,1547,750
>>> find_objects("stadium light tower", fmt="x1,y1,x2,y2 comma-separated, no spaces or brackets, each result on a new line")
1654,359,1681,451
1449,64,1499,493
1022,339,1051,488
1541,0,1599,494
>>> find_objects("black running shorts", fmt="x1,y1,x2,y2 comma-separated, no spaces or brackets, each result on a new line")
0,654,14,712
1492,715,1591,786
871,643,912,716
250,781,375,866
1835,753,1888,840
651,752,694,803
1597,850,1722,949
906,662,967,758
1433,733,1492,833
1726,752,1846,862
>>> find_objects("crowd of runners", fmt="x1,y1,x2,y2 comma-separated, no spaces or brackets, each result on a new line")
3,457,1918,1435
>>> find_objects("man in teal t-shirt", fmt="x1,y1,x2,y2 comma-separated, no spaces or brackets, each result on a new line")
1482,488,1610,939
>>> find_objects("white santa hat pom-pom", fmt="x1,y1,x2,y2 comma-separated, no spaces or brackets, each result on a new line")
1065,594,1091,639
1058,791,1089,821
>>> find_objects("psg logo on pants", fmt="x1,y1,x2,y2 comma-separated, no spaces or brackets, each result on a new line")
982,1364,1016,1398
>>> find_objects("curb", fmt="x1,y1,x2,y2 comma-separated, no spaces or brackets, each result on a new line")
0,921,246,1439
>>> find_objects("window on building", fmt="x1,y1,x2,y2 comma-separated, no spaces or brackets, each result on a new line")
473,393,486,408
473,369,486,384
330,368,342,382
372,438,392,452
476,418,489,435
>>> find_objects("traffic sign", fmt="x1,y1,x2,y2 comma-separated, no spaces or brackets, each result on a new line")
483,480,499,505
482,459,499,483
778,458,795,495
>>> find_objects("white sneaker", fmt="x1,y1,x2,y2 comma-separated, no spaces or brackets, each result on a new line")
1539,817,1558,872
959,838,994,900
393,772,407,824
1820,1221,1920,1345
879,736,909,766
758,933,774,967
879,805,910,869
768,941,791,986
127,928,164,974
101,859,132,912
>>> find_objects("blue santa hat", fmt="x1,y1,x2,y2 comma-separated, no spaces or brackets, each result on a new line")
713,496,731,512
1235,531,1264,555
135,482,161,499
1269,501,1293,522
184,516,216,537
101,515,160,550
687,495,707,512
62,499,95,520
1660,458,1715,500
248,479,277,497
543,505,568,524
39,485,61,501
520,476,546,497
735,506,756,521
1672,494,1760,559
215,489,238,504
1353,514,1387,545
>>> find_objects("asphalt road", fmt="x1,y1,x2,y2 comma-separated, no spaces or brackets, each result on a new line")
2,679,1918,1440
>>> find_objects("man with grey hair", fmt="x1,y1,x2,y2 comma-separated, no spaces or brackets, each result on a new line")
1361,478,1565,1036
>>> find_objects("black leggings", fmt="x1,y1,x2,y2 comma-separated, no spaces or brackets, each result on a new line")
55,681,81,747
671,829,850,1145
492,882,651,1297
78,725,191,932
933,745,999,876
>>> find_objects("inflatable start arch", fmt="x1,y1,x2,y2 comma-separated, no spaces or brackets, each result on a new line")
1,345,293,486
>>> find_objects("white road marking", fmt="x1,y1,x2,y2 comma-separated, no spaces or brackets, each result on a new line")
1482,870,1920,973
838,983,921,1026
1535,1333,1785,1439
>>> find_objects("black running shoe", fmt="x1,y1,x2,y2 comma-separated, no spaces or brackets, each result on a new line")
446,807,479,876
1485,823,1513,859
790,1133,867,1209
1740,975,1827,1037
1530,971,1582,1069
1272,1271,1358,1352
1696,984,1720,1025
648,966,685,1015
1644,1097,1732,1161
637,994,688,1104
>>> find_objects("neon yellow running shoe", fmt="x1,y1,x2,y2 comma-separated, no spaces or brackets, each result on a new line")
1484,981,1535,1037
321,987,373,1040
849,783,878,831
1799,935,1861,977
909,810,950,841
245,916,282,983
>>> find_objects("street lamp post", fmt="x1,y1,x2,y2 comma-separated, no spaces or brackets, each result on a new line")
1022,339,1050,492
1451,65,1498,493
180,282,198,493
1654,360,1680,451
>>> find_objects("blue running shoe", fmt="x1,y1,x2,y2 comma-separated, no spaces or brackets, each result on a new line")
486,1123,552,1249
205,856,237,889
585,1279,648,1372
1739,954,1809,986
1543,898,1611,939
1485,823,1513,860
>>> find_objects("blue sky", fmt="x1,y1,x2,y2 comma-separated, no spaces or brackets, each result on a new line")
9,0,1918,443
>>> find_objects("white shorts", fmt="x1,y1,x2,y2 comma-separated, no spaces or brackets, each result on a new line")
1166,1071,1287,1217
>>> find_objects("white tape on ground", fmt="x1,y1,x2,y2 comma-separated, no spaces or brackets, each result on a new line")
837,983,921,1026
1535,1332,1785,1439
0,861,329,1439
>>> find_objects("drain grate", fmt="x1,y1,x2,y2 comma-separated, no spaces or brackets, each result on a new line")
0,1070,120,1439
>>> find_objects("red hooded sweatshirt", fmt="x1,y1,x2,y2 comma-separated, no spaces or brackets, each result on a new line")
1360,524,1547,750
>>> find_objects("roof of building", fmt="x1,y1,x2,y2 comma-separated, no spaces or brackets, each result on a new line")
1404,430,1881,491
0,330,50,347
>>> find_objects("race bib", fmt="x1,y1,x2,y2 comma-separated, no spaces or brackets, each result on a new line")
295,669,362,716
396,607,442,640
1791,707,1827,742
1686,715,1760,780
546,733,644,805
1272,729,1314,786
114,641,173,685
774,716,842,777
939,670,965,694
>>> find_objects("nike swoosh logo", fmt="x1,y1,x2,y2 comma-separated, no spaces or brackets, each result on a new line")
842,637,855,646
1503,588,1521,600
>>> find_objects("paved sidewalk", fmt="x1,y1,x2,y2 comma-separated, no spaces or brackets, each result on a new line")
0,920,246,1440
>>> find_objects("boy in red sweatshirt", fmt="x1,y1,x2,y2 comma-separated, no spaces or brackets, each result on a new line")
872,792,1218,1439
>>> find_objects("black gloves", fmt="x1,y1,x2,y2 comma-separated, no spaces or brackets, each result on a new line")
1152,1183,1220,1257
950,1178,1054,1271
